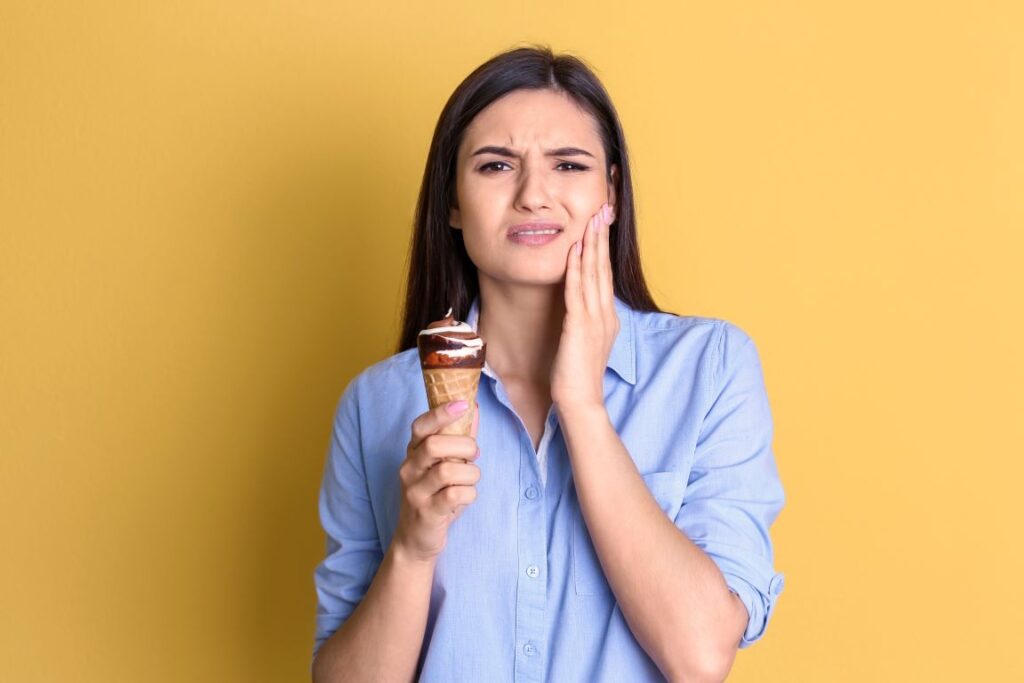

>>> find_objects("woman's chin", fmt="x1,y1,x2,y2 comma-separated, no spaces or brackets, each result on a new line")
482,268,569,288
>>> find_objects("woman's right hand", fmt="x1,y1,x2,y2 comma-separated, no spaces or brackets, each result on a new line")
392,399,481,564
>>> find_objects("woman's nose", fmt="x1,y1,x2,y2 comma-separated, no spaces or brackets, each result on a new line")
514,167,553,211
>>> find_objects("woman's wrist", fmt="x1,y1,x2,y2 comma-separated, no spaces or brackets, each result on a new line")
389,540,440,573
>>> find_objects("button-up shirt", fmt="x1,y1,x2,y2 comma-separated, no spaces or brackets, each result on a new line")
313,294,786,681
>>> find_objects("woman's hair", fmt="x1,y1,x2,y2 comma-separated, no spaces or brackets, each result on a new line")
395,43,670,354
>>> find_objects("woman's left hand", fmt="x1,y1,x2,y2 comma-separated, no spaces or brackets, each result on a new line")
551,202,619,412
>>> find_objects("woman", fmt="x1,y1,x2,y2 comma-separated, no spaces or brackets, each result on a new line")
312,45,785,683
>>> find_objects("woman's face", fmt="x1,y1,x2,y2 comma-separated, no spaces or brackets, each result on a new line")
450,88,618,288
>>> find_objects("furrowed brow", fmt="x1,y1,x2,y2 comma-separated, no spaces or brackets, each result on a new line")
470,145,595,158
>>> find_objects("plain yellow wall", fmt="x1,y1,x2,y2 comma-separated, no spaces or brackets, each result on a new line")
2,1,1021,681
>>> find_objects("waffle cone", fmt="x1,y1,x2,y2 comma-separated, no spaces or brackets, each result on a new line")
421,367,481,436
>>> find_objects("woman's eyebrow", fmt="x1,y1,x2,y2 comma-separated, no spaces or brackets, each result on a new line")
470,145,594,158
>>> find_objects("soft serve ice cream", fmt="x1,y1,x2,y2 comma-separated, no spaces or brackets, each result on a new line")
418,307,487,368
417,307,486,438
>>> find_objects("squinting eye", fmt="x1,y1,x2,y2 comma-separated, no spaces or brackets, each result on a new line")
479,161,590,173
479,161,511,172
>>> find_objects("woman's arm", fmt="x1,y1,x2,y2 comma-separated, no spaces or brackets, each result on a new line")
312,544,436,683
559,403,745,683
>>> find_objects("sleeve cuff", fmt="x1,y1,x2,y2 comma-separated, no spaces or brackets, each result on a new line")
717,564,785,647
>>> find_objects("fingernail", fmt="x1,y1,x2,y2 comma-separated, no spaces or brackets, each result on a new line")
575,241,582,255
447,400,469,414
602,204,613,223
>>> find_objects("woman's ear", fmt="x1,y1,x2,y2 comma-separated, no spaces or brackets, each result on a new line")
449,205,461,230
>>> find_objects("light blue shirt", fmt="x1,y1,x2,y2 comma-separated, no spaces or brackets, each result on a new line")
313,294,786,681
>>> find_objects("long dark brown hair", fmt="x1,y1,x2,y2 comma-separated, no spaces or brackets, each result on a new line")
396,44,670,354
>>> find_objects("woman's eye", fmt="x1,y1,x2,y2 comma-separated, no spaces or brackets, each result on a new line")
479,161,511,172
479,161,589,173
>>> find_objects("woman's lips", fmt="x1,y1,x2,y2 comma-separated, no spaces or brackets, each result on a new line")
507,223,564,246
508,230,563,246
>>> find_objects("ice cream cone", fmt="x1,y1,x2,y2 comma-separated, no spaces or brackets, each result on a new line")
422,367,481,436
417,306,487,447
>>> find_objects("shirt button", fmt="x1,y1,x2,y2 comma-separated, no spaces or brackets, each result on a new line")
523,642,537,657
526,565,540,578
524,486,539,500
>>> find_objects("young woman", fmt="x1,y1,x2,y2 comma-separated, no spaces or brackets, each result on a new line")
312,45,786,683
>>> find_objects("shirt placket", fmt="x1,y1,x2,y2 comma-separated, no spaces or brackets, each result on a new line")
483,363,551,682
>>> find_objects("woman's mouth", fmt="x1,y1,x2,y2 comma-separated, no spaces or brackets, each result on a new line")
508,224,564,246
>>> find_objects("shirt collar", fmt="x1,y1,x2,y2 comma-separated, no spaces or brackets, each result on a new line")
464,293,636,386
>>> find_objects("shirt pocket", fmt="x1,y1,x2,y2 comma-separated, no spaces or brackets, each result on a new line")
573,470,689,597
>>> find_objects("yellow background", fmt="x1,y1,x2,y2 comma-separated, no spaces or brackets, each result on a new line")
2,1,1021,680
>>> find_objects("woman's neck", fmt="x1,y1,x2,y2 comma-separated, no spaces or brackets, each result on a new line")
476,282,564,387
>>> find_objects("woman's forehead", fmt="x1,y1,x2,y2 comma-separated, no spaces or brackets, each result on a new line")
462,90,602,154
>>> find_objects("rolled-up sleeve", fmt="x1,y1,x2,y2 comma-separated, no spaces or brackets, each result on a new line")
677,322,786,648
311,373,384,667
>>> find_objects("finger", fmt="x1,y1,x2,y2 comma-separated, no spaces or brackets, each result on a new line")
411,433,479,475
405,460,480,505
582,211,599,316
427,460,481,492
429,483,478,520
405,481,476,525
415,458,479,518
564,230,582,316
596,203,613,318
410,400,472,450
